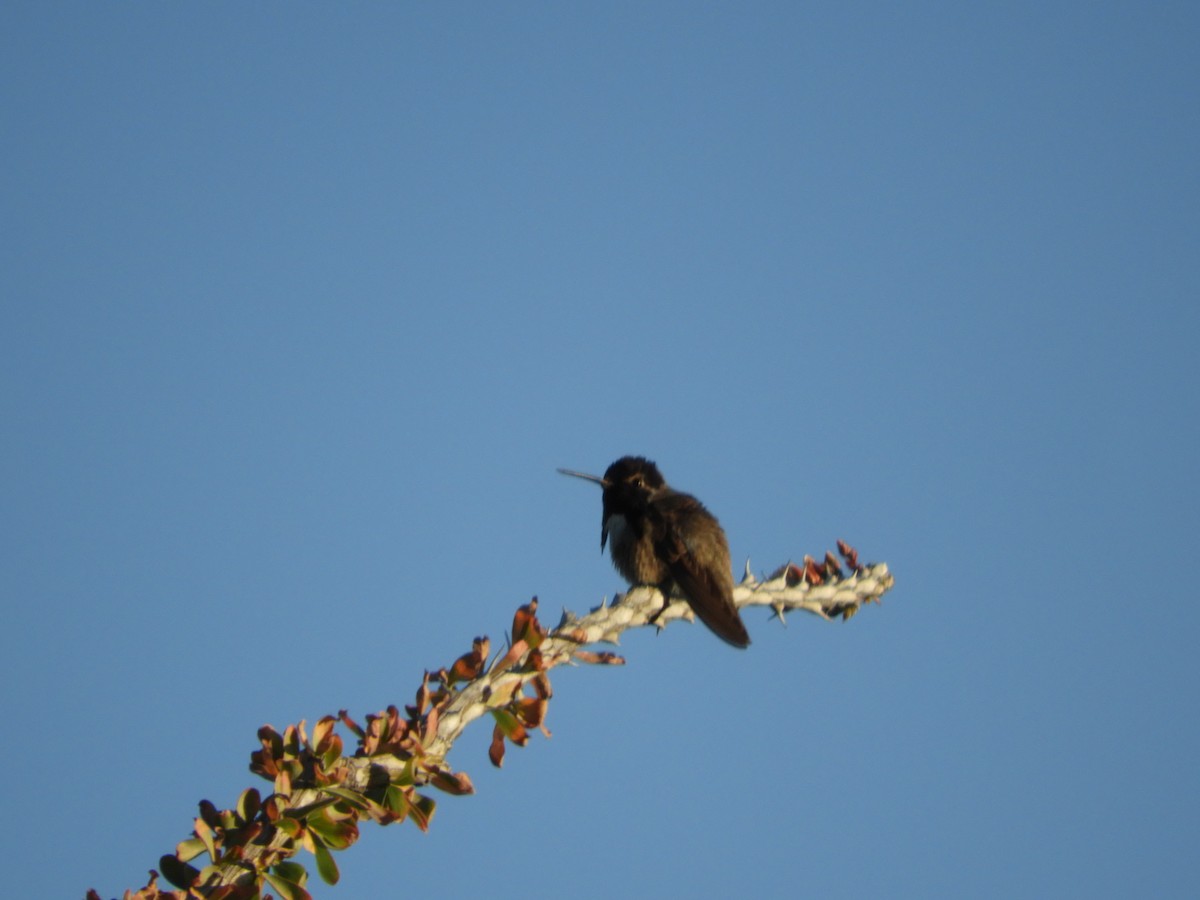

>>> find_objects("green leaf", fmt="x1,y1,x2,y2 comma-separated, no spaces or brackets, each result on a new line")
312,836,340,885
263,870,313,900
320,786,369,810
276,815,303,838
272,861,308,885
238,787,261,823
307,808,356,850
408,793,437,832
382,784,409,820
320,738,343,772
391,756,416,787
175,837,207,863
193,816,217,863
158,854,199,889
491,708,520,738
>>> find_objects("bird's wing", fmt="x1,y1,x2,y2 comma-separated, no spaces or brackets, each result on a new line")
652,495,750,649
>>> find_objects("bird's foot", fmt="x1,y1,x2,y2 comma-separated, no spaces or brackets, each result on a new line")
646,586,674,627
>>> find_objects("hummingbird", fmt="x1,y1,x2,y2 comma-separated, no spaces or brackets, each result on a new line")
558,456,750,649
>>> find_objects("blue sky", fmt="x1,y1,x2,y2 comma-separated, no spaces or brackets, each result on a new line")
3,3,1197,898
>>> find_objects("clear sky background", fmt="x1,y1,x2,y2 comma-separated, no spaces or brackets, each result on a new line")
3,4,1197,898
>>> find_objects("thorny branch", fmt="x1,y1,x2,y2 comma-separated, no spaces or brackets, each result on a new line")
90,542,894,900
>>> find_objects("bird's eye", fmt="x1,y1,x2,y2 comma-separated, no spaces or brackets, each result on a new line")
631,476,644,488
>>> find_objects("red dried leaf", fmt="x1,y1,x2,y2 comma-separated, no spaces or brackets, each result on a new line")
312,717,337,755
837,539,859,569
422,704,440,745
511,597,536,637
356,794,400,825
363,706,412,756
250,748,276,779
489,724,506,768
802,556,823,584
511,597,546,648
572,650,626,665
428,766,476,796
448,636,490,683
413,677,432,715
447,655,478,683
514,696,548,729
362,718,381,755
258,724,282,748
823,551,844,580
493,638,529,673
238,818,264,841
338,709,363,739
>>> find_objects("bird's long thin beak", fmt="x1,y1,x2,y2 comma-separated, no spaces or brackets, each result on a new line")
557,467,607,487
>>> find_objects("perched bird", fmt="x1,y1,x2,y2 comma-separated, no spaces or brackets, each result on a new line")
558,456,750,648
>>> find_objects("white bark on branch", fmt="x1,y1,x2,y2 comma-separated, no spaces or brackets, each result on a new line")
106,549,895,899
427,559,894,758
